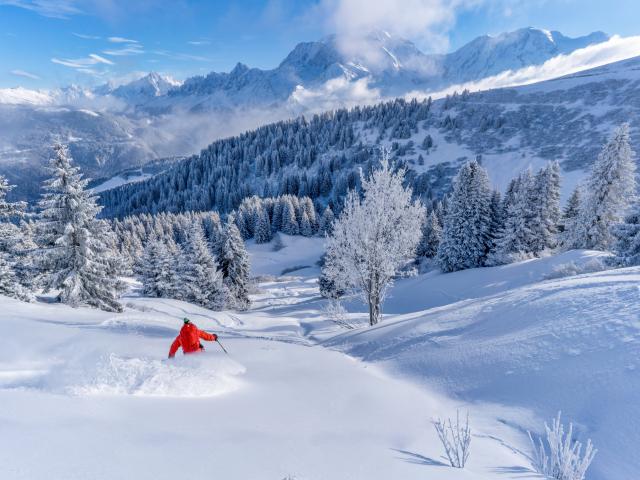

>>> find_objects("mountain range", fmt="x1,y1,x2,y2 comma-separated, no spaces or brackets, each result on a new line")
99,54,640,220
159,28,608,111
0,27,614,200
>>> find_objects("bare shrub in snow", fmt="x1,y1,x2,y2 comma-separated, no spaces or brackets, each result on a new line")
324,299,354,329
528,412,597,480
432,410,471,468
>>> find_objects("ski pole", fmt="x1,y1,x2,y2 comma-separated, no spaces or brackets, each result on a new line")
216,339,229,355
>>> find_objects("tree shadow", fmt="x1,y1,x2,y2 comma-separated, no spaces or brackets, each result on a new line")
390,448,449,467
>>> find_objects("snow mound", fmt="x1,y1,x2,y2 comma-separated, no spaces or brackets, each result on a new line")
328,266,640,479
72,353,245,397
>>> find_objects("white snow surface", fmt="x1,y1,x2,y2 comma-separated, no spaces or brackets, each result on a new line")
0,235,637,479
91,173,152,193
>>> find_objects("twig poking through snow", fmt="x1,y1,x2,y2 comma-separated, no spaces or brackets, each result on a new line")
432,410,471,468
324,299,355,329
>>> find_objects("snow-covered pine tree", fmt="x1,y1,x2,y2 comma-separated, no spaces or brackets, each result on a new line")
13,220,39,291
529,161,561,253
281,199,299,235
416,210,442,259
611,201,640,266
179,223,228,310
0,174,26,236
323,153,425,326
36,144,124,312
141,236,168,297
318,206,335,235
140,235,182,299
300,210,313,237
254,208,272,244
271,199,284,233
0,175,32,301
489,169,538,264
164,235,185,299
569,124,636,250
217,218,251,310
0,253,32,301
437,160,493,272
487,190,504,254
560,186,581,248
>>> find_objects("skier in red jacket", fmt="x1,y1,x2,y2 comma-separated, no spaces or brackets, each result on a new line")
168,318,218,358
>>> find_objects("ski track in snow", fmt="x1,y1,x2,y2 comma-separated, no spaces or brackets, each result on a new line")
1,236,637,479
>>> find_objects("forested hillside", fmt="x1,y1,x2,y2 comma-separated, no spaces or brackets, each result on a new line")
98,55,640,219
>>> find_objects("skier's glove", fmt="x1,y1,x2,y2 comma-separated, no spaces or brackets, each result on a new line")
212,334,218,341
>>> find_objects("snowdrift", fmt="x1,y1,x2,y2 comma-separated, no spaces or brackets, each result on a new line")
328,263,640,480
72,353,245,397
0,296,246,398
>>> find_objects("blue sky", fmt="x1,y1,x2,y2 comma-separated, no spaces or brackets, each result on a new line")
1,0,639,89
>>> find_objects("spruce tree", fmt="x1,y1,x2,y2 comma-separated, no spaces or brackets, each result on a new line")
300,210,313,237
318,206,335,235
180,224,228,310
281,199,299,235
254,208,272,244
489,169,538,264
437,160,493,272
140,236,180,299
560,186,581,248
487,190,504,255
36,144,124,312
611,202,640,266
529,161,561,253
569,124,636,250
416,211,442,258
0,253,32,301
0,175,31,300
217,218,251,310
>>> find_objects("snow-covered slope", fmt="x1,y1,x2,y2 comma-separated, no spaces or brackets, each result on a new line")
0,253,536,479
1,234,635,479
89,156,184,194
328,260,640,480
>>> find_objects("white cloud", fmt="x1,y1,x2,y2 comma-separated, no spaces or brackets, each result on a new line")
188,40,211,46
0,0,81,18
406,34,640,99
51,53,114,71
107,36,138,44
315,0,481,57
288,77,382,114
103,44,144,56
10,69,40,80
73,32,101,40
151,50,210,62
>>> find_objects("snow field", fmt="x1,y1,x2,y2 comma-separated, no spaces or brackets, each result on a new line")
0,235,636,479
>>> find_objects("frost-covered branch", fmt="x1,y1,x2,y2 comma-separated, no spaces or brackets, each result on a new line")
322,149,424,326
432,410,471,468
528,412,597,480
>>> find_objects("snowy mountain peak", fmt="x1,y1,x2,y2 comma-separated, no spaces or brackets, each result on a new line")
94,72,181,104
443,28,610,83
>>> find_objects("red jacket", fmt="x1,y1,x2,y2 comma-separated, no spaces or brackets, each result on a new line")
168,323,217,358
